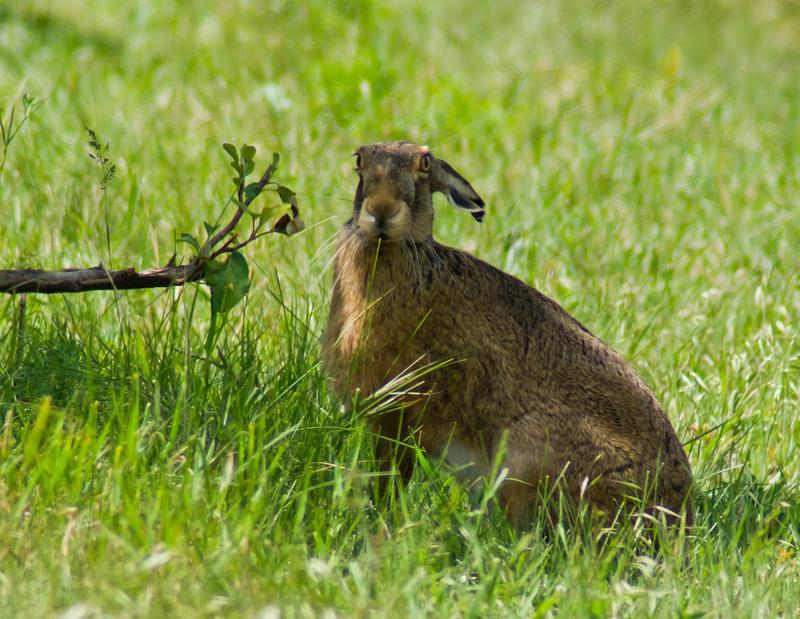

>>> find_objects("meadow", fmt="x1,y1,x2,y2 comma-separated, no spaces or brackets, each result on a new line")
0,1,799,616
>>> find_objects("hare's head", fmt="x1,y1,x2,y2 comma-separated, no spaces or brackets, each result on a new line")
351,142,484,243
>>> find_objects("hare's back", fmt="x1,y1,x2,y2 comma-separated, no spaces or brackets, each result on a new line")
430,244,677,437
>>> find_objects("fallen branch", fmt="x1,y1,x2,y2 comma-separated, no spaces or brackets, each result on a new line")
0,264,200,294
1,142,303,295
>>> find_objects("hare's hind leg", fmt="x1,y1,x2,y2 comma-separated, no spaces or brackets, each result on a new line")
494,429,595,528
493,433,557,525
497,476,538,523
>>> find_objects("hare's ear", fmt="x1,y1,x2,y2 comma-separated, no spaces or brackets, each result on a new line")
433,160,486,222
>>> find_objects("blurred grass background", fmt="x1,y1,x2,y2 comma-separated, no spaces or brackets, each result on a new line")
0,0,799,617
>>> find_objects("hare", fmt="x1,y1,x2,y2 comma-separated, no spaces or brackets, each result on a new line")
322,141,693,526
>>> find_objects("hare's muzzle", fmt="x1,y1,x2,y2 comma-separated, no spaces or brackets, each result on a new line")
359,195,408,241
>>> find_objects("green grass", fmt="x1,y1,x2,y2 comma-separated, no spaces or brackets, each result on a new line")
1,0,799,616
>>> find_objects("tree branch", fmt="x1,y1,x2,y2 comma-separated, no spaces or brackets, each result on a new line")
0,264,202,294
0,149,302,295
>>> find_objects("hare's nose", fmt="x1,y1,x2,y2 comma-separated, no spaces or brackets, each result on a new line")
365,200,400,226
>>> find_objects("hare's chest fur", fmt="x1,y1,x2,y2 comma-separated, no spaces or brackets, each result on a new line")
322,237,436,397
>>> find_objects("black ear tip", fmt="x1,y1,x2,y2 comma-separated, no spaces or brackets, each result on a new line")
472,211,485,223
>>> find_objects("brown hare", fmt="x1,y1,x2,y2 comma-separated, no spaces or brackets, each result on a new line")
322,141,693,526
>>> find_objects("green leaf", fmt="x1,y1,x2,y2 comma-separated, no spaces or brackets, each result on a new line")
177,232,200,251
262,152,280,182
241,144,256,164
257,204,281,228
274,184,295,204
203,221,219,238
222,143,238,162
21,93,39,115
204,251,251,314
230,158,245,186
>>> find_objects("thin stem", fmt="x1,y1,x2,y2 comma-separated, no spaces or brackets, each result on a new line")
14,293,26,366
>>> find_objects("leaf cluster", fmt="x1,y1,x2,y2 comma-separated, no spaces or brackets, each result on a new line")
177,142,305,362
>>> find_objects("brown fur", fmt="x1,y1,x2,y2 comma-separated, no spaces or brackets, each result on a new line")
322,142,693,526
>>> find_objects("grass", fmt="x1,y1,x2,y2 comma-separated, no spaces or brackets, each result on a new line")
1,0,799,616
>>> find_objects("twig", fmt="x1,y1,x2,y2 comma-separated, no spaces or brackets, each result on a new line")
215,231,272,256
203,157,278,253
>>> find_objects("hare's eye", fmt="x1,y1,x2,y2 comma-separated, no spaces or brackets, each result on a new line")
354,153,363,169
420,153,431,172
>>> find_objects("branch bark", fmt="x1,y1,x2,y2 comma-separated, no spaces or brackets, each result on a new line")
0,264,202,294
